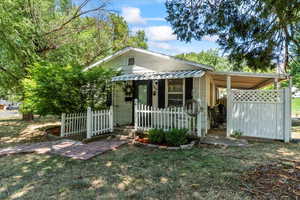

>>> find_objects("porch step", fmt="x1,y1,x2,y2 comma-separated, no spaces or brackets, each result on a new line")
114,126,136,138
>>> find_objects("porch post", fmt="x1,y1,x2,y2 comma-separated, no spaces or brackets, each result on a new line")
274,78,278,89
134,99,138,130
196,98,202,137
226,76,232,137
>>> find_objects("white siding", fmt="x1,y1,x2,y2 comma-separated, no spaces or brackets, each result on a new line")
102,51,202,73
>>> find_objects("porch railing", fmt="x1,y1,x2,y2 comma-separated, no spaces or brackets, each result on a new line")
134,100,200,135
60,106,113,139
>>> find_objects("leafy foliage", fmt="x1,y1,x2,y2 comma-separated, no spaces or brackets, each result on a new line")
22,63,117,116
165,128,189,146
176,49,234,71
147,128,189,146
165,0,300,72
148,129,165,144
0,0,148,115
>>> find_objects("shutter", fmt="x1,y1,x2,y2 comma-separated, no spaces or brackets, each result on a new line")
147,80,153,106
185,78,193,101
158,79,165,108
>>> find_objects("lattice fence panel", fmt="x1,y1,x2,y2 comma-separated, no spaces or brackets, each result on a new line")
231,89,283,103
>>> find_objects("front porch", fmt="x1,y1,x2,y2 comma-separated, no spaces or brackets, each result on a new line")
111,70,206,136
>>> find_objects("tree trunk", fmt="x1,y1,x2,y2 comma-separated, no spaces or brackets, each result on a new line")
22,113,34,121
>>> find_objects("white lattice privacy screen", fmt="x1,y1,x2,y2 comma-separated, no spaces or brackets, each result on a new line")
231,89,283,103
229,88,290,141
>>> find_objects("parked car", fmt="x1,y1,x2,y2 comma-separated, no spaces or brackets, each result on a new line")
5,104,19,110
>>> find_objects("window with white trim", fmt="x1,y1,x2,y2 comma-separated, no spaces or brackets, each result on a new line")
167,79,184,107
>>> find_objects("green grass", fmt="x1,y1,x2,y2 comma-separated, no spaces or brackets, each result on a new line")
292,98,300,116
0,118,300,199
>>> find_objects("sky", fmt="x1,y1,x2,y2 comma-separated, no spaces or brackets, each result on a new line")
103,0,219,55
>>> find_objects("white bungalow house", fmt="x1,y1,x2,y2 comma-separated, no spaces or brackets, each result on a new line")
82,47,292,142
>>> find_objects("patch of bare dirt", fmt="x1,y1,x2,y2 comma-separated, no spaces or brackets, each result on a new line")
241,159,300,199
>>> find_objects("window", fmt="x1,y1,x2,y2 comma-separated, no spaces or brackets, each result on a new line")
128,57,135,65
167,79,184,107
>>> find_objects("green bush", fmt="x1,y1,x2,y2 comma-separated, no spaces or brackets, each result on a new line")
165,128,188,146
148,129,165,144
22,63,118,116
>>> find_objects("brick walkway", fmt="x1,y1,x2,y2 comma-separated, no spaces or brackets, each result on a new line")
0,139,128,160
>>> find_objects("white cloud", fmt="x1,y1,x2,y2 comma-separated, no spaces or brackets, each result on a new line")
149,41,172,50
144,26,177,41
122,7,146,24
121,7,165,25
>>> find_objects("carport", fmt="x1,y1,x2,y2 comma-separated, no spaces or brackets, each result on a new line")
209,71,292,142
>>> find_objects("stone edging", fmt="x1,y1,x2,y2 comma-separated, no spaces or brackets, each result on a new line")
133,140,196,150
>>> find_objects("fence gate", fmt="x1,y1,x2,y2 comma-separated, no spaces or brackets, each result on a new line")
228,88,291,142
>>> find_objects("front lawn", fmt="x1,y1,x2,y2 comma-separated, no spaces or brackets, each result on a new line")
292,98,300,116
0,118,300,199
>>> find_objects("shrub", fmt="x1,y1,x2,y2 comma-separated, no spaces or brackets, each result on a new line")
22,63,117,116
148,128,165,144
231,130,243,138
165,128,189,146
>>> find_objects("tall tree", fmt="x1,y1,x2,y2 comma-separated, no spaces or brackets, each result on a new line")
110,14,148,51
0,0,147,118
0,0,109,93
165,0,300,72
176,49,234,71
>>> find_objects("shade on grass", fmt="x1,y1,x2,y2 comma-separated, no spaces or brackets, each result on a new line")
1,118,300,199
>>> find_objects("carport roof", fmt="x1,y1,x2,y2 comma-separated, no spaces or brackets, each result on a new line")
209,71,289,89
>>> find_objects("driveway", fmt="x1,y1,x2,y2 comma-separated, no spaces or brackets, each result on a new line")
0,110,21,119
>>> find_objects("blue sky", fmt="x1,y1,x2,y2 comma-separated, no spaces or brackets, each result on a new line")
109,0,219,55
84,0,219,55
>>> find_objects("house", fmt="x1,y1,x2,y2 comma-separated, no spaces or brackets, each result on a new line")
84,47,292,142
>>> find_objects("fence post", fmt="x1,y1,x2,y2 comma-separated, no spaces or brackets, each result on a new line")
60,113,66,137
110,106,113,132
196,98,202,137
134,99,138,130
284,88,291,143
226,76,232,137
86,107,92,139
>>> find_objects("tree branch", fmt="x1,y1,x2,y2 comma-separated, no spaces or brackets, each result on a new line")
43,0,107,36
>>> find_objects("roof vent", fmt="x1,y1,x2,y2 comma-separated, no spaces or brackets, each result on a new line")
128,57,135,65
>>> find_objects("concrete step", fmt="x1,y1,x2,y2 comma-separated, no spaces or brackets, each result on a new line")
114,126,136,137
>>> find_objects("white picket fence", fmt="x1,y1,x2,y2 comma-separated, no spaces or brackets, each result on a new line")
61,112,87,137
134,100,202,136
87,107,113,138
60,106,113,138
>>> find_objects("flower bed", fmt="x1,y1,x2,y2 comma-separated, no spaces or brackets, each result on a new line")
133,128,198,150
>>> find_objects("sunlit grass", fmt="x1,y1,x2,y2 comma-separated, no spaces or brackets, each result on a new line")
0,118,300,199
292,98,300,116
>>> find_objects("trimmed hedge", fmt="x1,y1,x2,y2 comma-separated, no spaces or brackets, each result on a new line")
147,128,189,146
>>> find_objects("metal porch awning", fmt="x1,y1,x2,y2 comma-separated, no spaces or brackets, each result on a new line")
112,70,205,81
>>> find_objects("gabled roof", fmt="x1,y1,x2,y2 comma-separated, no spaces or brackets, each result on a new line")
83,47,214,72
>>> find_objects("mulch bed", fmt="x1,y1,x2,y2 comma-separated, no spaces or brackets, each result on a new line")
46,126,60,136
241,159,300,199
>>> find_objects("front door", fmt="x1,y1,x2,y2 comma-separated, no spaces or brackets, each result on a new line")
133,80,152,124
134,80,152,105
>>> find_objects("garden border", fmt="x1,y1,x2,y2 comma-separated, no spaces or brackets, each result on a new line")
133,139,196,150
